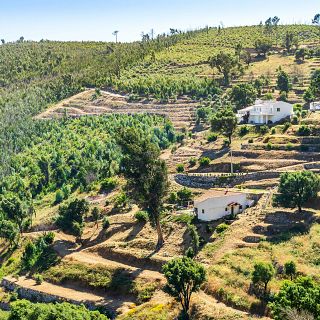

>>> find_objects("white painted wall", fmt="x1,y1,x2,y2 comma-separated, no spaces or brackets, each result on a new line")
310,102,320,110
237,101,294,124
194,193,249,222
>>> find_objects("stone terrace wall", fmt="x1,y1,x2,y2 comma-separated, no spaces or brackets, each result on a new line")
1,277,96,310
175,171,281,188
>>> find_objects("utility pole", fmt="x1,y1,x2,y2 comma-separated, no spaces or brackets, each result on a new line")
230,148,233,174
112,30,119,43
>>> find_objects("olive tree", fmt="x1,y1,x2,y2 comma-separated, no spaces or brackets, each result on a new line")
252,262,275,294
211,106,238,144
276,171,320,213
208,51,239,85
230,83,257,109
163,257,206,318
254,38,272,57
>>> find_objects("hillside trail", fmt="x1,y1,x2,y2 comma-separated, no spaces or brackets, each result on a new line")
194,291,271,320
4,275,135,315
51,230,165,282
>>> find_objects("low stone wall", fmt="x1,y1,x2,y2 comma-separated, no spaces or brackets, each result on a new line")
175,171,281,188
1,277,96,310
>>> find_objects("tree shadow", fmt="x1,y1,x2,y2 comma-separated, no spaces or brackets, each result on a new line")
125,222,145,242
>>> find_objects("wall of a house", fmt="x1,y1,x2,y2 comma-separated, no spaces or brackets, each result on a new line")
195,193,248,221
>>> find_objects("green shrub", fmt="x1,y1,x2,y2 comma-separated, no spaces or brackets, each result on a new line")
216,223,229,234
279,91,288,102
61,185,71,200
134,211,149,222
301,110,308,118
100,177,118,193
207,132,218,142
263,93,273,100
271,128,276,134
239,125,249,136
284,261,297,280
9,300,109,319
91,207,101,223
102,217,110,229
266,142,273,150
21,233,56,272
114,192,128,208
293,103,302,112
54,190,64,205
259,125,269,135
282,122,291,133
223,138,230,146
176,164,185,173
269,277,320,320
56,199,89,236
177,187,193,203
34,274,43,285
168,192,178,204
188,158,197,167
297,125,311,136
199,157,211,166
291,115,299,124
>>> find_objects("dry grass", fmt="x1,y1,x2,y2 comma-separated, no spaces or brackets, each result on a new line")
201,214,320,314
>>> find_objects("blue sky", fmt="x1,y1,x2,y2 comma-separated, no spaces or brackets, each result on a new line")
0,0,319,42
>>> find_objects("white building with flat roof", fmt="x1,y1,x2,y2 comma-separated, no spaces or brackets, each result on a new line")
237,100,294,124
310,101,320,111
194,189,254,222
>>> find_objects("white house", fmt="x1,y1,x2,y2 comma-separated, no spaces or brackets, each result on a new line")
310,101,320,111
194,189,254,222
237,100,294,124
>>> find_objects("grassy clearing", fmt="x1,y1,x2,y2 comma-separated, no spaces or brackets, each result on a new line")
118,302,178,320
43,261,161,303
203,222,320,313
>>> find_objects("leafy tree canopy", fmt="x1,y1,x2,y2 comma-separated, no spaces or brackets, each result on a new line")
269,277,320,320
162,257,206,318
276,171,320,212
211,106,238,144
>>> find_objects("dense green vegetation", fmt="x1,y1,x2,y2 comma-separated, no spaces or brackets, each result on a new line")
0,114,175,245
270,277,320,320
0,30,200,178
275,171,320,212
7,299,108,320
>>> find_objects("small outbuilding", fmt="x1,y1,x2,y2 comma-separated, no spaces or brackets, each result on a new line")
194,189,254,222
310,101,320,111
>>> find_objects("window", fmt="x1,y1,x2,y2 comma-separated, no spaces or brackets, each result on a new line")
225,208,228,211
239,205,243,210
277,108,280,112
202,209,205,214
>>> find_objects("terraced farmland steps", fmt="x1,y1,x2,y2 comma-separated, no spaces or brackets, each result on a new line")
36,89,198,130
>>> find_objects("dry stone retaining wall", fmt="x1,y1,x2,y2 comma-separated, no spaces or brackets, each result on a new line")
175,171,281,188
1,277,96,310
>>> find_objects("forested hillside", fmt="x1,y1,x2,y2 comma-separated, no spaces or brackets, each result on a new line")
1,20,320,320
0,30,200,177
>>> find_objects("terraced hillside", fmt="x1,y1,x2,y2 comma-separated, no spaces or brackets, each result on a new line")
114,25,320,102
37,89,198,130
